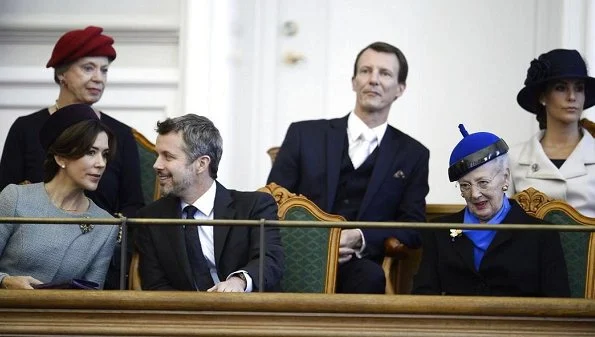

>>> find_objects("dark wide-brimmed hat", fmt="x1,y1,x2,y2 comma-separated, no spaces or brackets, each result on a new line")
39,104,99,151
46,26,116,68
517,49,595,113
448,124,509,182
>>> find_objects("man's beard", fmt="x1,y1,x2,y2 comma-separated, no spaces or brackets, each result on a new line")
160,168,196,197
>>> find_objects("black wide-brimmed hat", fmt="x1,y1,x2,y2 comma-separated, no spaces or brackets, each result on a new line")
517,49,595,113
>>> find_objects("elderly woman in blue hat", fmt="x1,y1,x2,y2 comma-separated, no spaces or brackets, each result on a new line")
0,104,119,290
412,125,569,297
508,49,595,217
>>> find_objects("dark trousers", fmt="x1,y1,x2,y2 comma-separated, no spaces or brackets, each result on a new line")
336,257,385,294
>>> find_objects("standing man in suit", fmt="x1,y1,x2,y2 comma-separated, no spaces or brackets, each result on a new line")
268,41,429,294
136,115,284,292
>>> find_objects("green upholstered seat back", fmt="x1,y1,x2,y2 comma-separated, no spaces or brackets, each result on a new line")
281,206,333,293
133,130,158,205
542,211,590,298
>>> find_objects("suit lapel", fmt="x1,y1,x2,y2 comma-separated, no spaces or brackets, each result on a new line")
212,182,234,266
358,126,399,219
326,116,348,211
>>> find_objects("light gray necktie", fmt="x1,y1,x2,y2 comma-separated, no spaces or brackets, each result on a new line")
349,131,377,169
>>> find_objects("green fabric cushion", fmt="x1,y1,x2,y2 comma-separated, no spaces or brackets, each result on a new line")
280,206,332,293
543,210,589,298
136,142,158,205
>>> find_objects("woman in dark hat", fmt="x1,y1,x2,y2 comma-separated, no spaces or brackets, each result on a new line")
509,49,595,217
0,26,145,288
412,125,569,297
0,104,119,290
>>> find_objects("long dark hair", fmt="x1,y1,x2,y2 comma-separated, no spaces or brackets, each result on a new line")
43,120,116,182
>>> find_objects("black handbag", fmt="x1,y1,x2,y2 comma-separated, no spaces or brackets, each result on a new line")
33,279,99,290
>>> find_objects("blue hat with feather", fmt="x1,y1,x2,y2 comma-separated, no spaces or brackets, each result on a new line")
448,124,509,182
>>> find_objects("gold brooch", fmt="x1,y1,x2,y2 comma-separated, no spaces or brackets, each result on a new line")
450,229,462,241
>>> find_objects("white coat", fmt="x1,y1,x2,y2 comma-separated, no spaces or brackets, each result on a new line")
508,128,595,218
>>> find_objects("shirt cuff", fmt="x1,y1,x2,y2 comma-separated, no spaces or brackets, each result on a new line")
228,271,253,292
354,228,367,258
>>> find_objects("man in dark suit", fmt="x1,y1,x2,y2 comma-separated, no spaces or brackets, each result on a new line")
136,115,284,292
268,42,429,293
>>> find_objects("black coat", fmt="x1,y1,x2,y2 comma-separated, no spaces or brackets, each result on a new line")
412,201,570,297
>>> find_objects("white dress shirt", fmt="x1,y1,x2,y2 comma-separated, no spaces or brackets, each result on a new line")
346,112,388,255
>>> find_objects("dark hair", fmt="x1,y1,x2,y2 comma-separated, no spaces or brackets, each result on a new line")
53,62,71,84
156,114,222,179
352,42,408,84
43,120,116,182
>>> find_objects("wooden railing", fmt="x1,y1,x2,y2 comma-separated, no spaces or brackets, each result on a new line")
1,291,594,336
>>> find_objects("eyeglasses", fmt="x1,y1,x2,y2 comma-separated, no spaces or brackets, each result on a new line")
456,170,500,193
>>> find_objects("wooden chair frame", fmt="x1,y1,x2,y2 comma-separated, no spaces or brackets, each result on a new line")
259,183,341,293
512,187,595,299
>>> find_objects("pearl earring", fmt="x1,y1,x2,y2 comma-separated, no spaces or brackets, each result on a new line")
61,164,66,169
502,185,508,192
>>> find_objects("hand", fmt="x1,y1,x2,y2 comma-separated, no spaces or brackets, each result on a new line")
1,275,42,289
207,276,246,293
338,247,356,264
340,229,362,250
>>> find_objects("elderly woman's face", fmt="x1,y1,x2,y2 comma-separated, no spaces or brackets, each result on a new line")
59,56,110,105
458,161,509,222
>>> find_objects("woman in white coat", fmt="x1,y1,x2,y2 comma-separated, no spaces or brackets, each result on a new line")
508,49,595,217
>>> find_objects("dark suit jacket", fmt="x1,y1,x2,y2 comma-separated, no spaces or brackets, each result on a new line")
135,182,284,291
267,114,428,258
412,201,570,297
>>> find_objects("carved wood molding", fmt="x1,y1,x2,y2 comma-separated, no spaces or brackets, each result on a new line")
511,187,555,216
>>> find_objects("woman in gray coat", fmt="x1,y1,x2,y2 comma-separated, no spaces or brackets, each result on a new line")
0,104,119,289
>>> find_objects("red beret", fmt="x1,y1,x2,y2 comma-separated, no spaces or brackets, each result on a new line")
46,26,117,68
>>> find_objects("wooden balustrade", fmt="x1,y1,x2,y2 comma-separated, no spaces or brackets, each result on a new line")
1,291,594,336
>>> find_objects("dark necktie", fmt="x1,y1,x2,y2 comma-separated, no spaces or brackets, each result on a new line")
183,205,215,291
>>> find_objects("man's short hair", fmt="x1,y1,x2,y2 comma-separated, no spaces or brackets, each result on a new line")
352,41,408,84
156,114,223,179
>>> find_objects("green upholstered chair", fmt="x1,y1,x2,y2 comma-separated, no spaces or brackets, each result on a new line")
259,183,341,293
513,187,595,299
132,129,160,205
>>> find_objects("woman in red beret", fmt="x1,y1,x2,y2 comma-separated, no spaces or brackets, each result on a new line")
0,26,145,289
